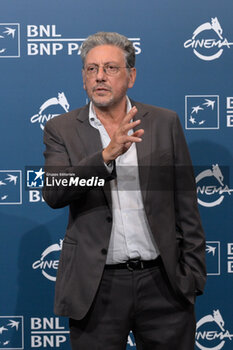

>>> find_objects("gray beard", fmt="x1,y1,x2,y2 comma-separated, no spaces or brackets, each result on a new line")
89,95,115,108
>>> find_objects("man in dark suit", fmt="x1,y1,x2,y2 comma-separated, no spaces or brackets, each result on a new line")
43,32,206,350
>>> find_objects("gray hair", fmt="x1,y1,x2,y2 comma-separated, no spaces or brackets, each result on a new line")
80,32,135,68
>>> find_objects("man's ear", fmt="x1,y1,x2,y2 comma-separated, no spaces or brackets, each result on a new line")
82,69,86,90
128,68,136,89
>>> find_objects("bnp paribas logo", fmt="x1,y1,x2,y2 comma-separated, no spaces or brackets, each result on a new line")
185,95,219,130
0,24,20,58
0,316,24,349
206,241,220,276
0,170,22,205
184,17,233,61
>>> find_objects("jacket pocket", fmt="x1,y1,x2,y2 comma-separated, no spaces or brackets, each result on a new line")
56,239,77,286
63,235,78,245
175,260,196,304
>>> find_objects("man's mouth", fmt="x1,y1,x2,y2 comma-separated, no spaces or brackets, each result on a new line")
93,86,111,92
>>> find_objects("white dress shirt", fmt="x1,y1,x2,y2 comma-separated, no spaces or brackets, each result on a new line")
89,97,160,263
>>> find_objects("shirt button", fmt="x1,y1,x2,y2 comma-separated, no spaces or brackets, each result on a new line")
101,248,107,255
106,216,112,223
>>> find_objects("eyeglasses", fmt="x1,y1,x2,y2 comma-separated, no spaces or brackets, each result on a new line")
84,64,128,76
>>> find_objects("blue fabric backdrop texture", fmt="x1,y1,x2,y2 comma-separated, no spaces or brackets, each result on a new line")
0,1,232,349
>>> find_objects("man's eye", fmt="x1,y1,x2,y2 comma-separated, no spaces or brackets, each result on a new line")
108,65,117,70
106,65,119,74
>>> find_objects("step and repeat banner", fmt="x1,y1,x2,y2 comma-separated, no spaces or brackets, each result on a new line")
0,1,232,349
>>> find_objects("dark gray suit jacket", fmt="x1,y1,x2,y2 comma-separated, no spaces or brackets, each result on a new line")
42,101,206,320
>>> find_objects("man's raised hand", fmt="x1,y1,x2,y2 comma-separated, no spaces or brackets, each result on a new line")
102,106,144,163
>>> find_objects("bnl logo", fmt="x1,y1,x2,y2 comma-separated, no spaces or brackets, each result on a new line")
0,170,22,204
0,316,24,349
185,95,219,129
27,168,44,188
0,24,20,58
206,241,220,275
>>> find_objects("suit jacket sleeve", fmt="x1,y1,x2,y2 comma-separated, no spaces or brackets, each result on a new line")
172,113,206,295
42,118,115,209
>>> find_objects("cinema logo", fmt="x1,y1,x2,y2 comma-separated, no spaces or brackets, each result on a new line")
184,17,233,61
30,317,69,348
196,310,233,350
27,25,141,56
30,92,70,131
196,164,232,207
32,240,63,282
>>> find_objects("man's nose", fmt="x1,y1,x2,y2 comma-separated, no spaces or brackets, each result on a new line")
96,66,107,81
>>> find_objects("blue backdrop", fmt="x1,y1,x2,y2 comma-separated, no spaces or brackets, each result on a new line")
1,1,233,349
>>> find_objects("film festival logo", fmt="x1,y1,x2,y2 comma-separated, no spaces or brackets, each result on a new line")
32,240,63,281
0,316,24,349
30,92,70,130
0,171,22,205
196,164,233,208
184,17,233,61
0,24,20,58
206,241,220,276
185,95,219,130
196,310,233,350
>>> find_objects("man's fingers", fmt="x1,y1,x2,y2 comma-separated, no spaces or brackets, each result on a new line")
133,129,144,138
122,129,144,143
123,106,138,124
121,119,141,133
123,135,143,143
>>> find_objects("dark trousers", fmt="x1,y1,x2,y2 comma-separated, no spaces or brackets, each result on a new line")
69,263,196,350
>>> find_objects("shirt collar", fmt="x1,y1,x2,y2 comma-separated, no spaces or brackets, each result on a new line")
89,96,132,129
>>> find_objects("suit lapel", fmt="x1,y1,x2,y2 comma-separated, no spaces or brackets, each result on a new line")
133,101,152,205
76,105,102,155
75,105,112,210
